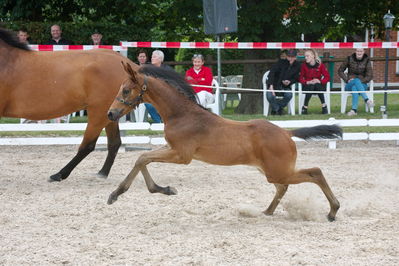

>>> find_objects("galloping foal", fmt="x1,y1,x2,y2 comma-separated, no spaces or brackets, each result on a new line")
107,63,342,221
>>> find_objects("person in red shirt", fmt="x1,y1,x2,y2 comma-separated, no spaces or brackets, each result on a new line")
185,54,214,107
299,49,330,114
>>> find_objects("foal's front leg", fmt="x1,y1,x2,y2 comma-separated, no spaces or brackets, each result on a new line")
107,147,190,204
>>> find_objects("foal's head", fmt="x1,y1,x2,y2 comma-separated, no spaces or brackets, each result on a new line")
108,62,147,121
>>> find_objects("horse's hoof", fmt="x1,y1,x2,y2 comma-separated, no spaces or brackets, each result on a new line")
96,172,108,179
327,214,336,222
48,173,62,182
107,192,118,205
262,210,273,216
166,186,178,195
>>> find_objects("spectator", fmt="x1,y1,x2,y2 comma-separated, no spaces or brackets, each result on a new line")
266,49,300,115
90,31,103,45
299,49,330,114
185,54,214,107
137,50,148,65
45,24,71,45
151,49,174,70
144,50,171,123
338,48,374,116
17,28,30,44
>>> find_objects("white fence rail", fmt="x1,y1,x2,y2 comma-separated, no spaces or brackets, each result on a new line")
0,119,398,148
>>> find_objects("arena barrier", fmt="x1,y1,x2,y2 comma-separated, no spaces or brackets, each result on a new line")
29,44,127,52
120,41,399,49
1,119,398,149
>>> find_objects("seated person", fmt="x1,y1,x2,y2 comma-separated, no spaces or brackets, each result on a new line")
90,31,103,45
338,48,374,116
266,49,300,115
144,50,169,123
299,49,330,114
45,24,71,45
137,49,148,66
17,28,30,44
185,54,214,107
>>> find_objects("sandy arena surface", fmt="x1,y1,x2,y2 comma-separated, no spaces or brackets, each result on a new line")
0,141,398,265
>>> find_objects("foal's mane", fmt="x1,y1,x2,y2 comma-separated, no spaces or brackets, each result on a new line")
139,65,200,105
0,28,30,51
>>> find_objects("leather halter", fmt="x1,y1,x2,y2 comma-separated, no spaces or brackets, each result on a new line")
116,75,148,108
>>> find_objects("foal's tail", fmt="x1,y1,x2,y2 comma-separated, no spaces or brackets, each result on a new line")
290,125,343,140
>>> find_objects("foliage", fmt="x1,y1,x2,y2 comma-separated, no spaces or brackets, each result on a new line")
1,20,149,45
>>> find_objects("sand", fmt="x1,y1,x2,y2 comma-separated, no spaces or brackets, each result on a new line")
0,141,398,265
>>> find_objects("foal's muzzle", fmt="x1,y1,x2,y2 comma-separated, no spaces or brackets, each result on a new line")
107,109,123,121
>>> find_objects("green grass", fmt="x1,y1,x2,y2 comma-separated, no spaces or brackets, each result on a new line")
1,93,398,137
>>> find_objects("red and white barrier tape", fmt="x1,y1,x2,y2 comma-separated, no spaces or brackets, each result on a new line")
120,41,399,49
29,44,127,52
196,84,399,94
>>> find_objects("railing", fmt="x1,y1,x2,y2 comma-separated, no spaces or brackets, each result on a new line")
1,119,398,149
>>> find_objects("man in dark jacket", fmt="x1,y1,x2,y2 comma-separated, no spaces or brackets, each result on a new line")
45,24,71,45
266,49,301,115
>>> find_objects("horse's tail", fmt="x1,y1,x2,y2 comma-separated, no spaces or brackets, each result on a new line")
290,125,343,140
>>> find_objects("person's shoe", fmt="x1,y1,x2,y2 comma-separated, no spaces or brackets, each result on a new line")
322,106,328,114
366,99,375,108
277,108,283,115
271,110,277,115
347,109,357,116
301,106,308,115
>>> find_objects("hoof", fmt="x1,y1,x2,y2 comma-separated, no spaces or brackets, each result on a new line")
327,214,336,222
165,186,178,195
262,210,273,216
48,173,63,182
107,192,119,205
96,172,108,179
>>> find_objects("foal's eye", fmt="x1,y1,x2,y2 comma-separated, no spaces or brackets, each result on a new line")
123,89,130,96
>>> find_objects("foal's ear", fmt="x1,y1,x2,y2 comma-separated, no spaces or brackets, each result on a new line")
121,61,138,83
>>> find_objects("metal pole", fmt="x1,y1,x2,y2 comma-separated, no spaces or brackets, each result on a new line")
216,34,221,84
382,29,390,119
216,34,222,113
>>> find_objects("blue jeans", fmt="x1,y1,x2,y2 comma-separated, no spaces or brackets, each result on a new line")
266,91,293,112
345,78,368,111
144,103,162,123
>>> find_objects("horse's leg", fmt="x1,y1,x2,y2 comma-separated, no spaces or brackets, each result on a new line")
107,147,189,204
141,165,177,195
49,123,103,182
97,121,121,177
286,167,340,221
263,184,289,216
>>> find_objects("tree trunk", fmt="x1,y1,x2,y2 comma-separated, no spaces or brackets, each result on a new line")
235,49,275,114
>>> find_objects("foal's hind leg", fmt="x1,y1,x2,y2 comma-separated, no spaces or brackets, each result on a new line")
97,121,121,177
263,184,288,216
141,165,178,195
286,168,340,221
107,147,190,204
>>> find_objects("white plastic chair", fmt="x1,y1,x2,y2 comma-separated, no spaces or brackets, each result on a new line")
298,82,331,114
262,71,295,116
340,79,374,113
205,79,221,115
223,75,243,108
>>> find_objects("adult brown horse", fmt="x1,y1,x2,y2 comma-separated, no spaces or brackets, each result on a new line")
0,27,137,181
107,63,342,221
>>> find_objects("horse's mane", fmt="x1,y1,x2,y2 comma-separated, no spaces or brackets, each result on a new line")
0,28,30,51
139,65,200,105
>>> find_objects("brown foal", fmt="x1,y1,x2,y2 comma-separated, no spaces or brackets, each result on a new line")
107,62,342,221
